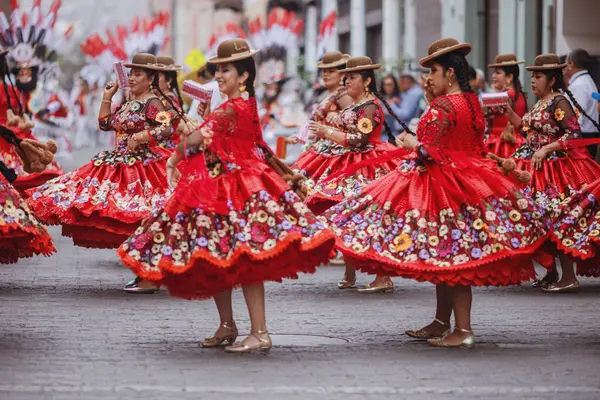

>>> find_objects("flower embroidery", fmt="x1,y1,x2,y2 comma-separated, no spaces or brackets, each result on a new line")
554,108,565,121
130,101,142,113
357,118,374,134
393,233,412,252
155,111,172,125
146,105,159,120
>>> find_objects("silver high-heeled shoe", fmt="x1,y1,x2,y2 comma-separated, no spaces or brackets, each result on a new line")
405,318,451,340
225,330,272,354
427,328,475,348
200,321,238,348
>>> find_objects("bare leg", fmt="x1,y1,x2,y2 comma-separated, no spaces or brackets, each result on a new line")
241,283,267,332
200,290,237,347
214,290,234,325
338,257,357,288
405,284,452,338
442,285,473,345
555,254,579,287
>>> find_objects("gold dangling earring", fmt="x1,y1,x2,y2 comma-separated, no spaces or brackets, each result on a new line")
364,85,369,95
240,83,249,100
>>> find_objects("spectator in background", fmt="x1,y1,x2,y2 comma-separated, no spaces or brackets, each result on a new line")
390,73,423,134
476,68,490,93
564,48,600,157
380,74,401,142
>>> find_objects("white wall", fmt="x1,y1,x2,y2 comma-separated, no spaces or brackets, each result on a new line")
556,0,600,54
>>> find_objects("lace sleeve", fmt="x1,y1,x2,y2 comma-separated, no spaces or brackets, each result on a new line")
176,101,237,158
551,96,582,149
414,97,455,163
98,109,115,131
144,98,175,142
344,103,382,147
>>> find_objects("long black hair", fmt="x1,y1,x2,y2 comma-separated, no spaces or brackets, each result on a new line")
232,57,257,97
149,71,186,121
163,70,184,112
499,64,526,106
542,68,600,132
353,69,414,142
435,52,480,136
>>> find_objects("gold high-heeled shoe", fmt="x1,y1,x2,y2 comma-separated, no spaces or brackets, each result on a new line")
200,321,238,348
357,280,394,294
405,318,451,340
541,281,580,293
225,330,272,354
427,328,475,348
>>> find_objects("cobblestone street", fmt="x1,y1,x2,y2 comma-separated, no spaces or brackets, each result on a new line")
1,150,600,400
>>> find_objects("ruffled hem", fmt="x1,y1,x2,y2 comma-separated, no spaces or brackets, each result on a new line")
13,170,63,194
338,235,543,286
119,230,335,300
0,228,56,264
62,225,131,249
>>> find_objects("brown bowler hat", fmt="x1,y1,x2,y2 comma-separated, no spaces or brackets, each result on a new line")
526,53,568,71
208,39,259,64
123,53,169,71
155,56,182,71
316,51,351,69
420,38,472,68
488,53,525,68
339,56,381,73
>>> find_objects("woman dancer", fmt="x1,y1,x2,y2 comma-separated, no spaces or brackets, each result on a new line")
485,53,527,158
118,39,335,353
154,56,184,147
306,56,410,293
26,53,175,265
293,51,352,187
503,54,600,292
321,39,549,348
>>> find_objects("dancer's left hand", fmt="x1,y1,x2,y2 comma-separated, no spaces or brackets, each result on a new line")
531,147,548,170
397,132,417,149
127,133,141,152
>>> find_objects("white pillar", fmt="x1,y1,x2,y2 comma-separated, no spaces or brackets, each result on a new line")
321,0,339,51
441,0,466,41
350,0,366,56
403,0,417,66
382,0,401,69
304,5,318,73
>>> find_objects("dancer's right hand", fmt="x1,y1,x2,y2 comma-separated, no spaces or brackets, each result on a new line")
196,101,210,119
104,81,119,98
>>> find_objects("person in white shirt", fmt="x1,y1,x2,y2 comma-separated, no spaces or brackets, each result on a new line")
564,48,600,156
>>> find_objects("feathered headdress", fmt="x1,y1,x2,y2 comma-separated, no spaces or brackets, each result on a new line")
0,0,72,70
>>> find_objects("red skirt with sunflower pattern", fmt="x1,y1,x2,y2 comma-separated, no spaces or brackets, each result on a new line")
25,145,172,249
299,141,403,215
547,178,600,277
320,157,550,286
0,173,56,264
118,160,336,300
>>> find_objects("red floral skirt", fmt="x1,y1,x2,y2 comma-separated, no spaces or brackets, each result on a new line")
0,174,56,264
299,142,403,215
548,178,600,277
26,147,172,249
485,127,526,159
0,133,63,194
320,158,550,286
118,162,336,300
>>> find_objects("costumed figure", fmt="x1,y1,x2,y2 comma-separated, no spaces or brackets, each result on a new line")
502,54,600,292
0,0,66,192
320,39,550,348
305,56,411,293
118,39,335,353
484,53,528,158
26,53,176,255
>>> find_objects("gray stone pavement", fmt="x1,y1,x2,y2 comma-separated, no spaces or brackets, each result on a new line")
1,148,600,400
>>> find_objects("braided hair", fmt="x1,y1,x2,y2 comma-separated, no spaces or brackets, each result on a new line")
544,69,600,132
355,70,415,143
164,70,184,113
151,73,186,121
436,52,480,137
